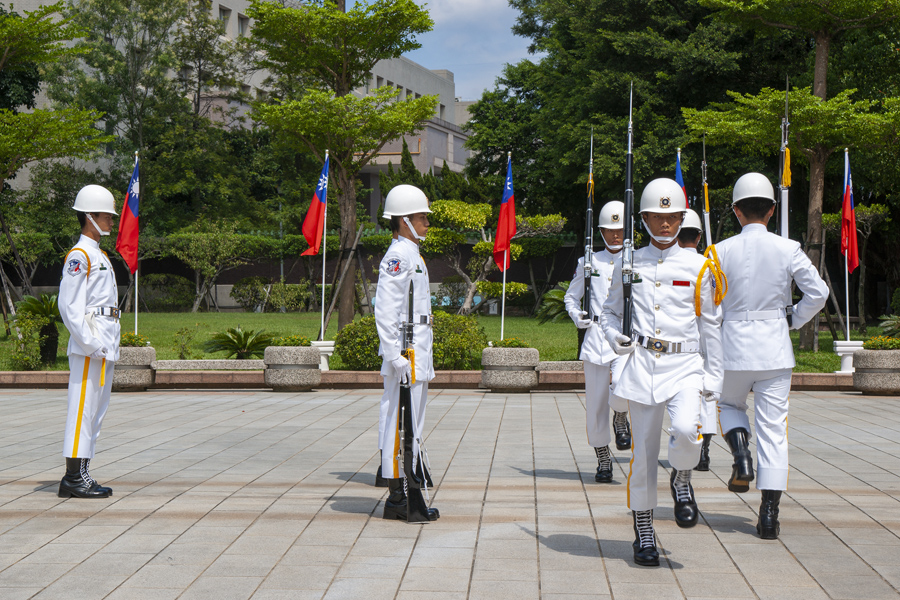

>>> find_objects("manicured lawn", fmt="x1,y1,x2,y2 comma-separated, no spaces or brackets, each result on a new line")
0,311,879,372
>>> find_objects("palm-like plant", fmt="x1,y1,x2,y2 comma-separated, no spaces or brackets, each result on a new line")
878,314,900,338
536,281,571,324
16,294,63,364
202,326,275,359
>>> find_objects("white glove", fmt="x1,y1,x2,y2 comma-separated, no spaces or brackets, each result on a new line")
570,310,592,329
610,333,635,355
391,356,412,385
702,391,720,403
90,347,108,360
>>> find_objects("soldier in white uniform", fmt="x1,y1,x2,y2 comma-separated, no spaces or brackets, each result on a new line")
715,173,827,539
677,209,717,471
58,185,121,499
564,201,631,483
601,179,724,566
375,235,399,489
374,184,439,522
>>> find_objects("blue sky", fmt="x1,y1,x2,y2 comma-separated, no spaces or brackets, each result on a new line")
404,0,538,101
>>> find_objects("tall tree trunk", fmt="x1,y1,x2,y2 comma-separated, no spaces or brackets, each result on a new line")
799,147,830,350
812,31,830,100
335,167,357,331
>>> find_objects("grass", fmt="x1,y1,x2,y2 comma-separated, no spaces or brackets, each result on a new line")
0,311,882,372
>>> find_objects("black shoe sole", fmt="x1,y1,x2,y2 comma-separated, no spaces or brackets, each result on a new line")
595,473,613,483
58,488,110,499
633,554,660,567
728,465,753,493
694,463,709,472
756,523,779,539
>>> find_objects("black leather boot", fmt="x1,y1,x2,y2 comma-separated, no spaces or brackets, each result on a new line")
595,446,613,483
632,510,659,566
670,469,699,528
757,490,782,539
375,465,388,488
383,478,407,520
84,459,112,496
613,411,631,450
59,458,110,499
723,428,754,493
694,434,713,471
383,479,439,522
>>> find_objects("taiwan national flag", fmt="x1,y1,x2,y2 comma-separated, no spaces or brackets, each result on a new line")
840,152,859,273
493,155,516,271
301,154,329,256
115,159,140,274
675,150,687,206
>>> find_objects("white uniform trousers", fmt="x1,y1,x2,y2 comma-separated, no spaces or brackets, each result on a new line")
700,398,718,435
627,389,702,511
718,368,792,491
584,358,627,448
380,379,428,479
378,380,390,452
64,355,113,458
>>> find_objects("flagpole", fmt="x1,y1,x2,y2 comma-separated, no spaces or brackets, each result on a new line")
500,249,507,341
134,150,139,335
319,150,329,341
843,148,850,341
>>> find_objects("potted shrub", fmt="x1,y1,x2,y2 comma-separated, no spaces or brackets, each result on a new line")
202,326,274,359
853,336,900,395
113,332,155,392
264,335,321,392
482,337,539,392
16,294,62,365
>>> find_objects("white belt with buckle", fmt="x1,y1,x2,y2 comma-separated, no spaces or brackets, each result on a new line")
723,308,786,321
90,306,121,319
415,315,433,326
635,335,700,354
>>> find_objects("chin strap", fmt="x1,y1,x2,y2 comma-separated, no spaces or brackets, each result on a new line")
86,214,111,237
402,217,425,242
647,223,683,245
605,243,623,251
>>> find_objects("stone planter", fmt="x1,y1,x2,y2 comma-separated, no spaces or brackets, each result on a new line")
853,349,900,395
112,346,156,392
481,347,539,392
264,346,321,392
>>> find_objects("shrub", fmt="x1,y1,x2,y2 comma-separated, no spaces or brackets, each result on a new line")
878,314,900,338
9,314,48,371
335,316,381,370
492,337,529,348
141,273,194,312
120,332,150,347
536,282,571,324
173,323,205,360
231,277,312,312
202,327,276,359
271,334,311,346
892,288,900,315
435,275,468,309
230,276,270,311
16,294,61,364
268,281,312,311
433,312,487,370
863,336,900,350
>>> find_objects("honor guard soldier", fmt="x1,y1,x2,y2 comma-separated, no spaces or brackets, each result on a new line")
715,173,827,539
375,184,439,522
601,178,724,566
58,185,121,499
375,235,398,489
564,201,632,483
677,209,717,471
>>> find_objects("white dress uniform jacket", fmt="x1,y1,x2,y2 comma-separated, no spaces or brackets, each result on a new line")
375,237,435,383
601,243,724,404
715,224,828,370
564,250,618,366
59,235,121,361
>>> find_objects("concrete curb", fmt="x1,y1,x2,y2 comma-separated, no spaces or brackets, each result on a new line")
0,369,855,391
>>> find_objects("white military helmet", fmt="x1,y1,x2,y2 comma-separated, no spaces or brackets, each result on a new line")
639,178,687,214
72,184,118,215
732,172,775,205
382,184,432,218
598,200,624,230
683,209,702,231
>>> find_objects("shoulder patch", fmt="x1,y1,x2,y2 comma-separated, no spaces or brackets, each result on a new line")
386,258,403,276
66,258,87,277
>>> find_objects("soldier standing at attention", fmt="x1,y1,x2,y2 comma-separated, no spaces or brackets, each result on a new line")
715,173,827,539
601,178,724,567
564,201,632,483
374,184,439,522
58,185,121,499
677,209,717,471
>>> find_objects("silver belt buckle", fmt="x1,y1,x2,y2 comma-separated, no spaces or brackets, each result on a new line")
647,336,668,353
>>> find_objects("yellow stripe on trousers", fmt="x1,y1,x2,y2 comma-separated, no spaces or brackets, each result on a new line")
72,356,91,457
100,358,106,388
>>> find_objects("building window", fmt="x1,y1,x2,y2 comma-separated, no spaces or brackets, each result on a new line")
376,76,384,88
237,14,249,36
406,88,413,100
219,6,231,31
256,88,268,101
439,104,445,120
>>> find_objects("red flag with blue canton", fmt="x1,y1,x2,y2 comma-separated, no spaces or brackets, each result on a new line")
675,150,687,206
115,159,140,274
840,152,859,273
493,156,516,271
301,155,329,256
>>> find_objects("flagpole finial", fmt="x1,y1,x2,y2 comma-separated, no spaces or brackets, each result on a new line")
845,147,848,153
325,149,329,158
677,147,681,153
507,151,511,159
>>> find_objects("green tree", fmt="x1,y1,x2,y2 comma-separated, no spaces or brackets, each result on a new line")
248,0,438,331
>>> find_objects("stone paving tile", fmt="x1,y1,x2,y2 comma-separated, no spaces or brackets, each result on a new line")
0,389,898,599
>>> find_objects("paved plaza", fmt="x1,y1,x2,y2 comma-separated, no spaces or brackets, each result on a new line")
0,387,897,599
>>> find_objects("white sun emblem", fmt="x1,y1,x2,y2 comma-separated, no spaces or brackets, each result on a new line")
317,174,328,192
131,177,139,198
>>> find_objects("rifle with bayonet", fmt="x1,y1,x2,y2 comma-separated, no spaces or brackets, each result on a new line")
621,83,635,343
583,129,595,321
778,76,790,239
396,280,436,523
701,135,712,248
